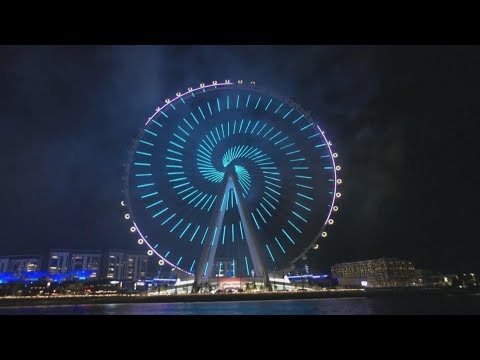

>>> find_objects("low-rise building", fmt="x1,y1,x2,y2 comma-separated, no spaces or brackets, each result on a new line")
331,258,416,288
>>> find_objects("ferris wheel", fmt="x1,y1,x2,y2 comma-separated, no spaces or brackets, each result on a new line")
122,80,341,289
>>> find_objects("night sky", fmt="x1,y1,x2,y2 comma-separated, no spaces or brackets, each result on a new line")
0,45,478,273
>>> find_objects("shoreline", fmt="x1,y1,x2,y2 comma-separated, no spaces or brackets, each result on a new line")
0,287,477,308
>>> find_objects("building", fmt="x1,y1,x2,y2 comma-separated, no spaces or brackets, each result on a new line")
48,250,102,278
69,251,102,278
331,258,416,288
124,253,148,281
3,255,43,274
103,250,148,281
48,250,70,274
0,258,9,272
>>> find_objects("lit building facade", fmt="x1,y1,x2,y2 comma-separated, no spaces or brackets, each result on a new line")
7,255,42,274
331,258,416,287
69,251,102,278
125,253,147,281
103,250,148,281
0,258,9,272
48,250,102,278
48,251,70,274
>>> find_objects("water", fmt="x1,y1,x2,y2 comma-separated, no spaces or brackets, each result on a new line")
1,294,480,314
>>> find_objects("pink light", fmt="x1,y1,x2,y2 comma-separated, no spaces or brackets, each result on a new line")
145,82,232,126
133,221,193,276
316,125,338,225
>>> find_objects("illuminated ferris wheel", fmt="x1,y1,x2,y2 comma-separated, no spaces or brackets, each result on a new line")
122,80,341,289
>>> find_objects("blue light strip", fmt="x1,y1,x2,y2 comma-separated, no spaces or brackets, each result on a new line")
255,97,261,109
152,207,168,218
183,118,193,130
168,148,182,156
173,133,186,143
170,218,183,232
207,195,217,211
280,142,295,150
296,184,314,190
140,140,154,146
211,226,218,246
231,223,235,243
251,212,261,230
295,201,311,212
244,257,250,276
189,260,196,273
275,237,286,253
198,106,206,120
190,112,199,124
283,108,294,119
274,136,288,146
222,225,226,245
201,227,209,245
282,229,296,244
145,129,157,137
161,213,176,226
176,257,183,266
300,123,314,131
136,151,151,156
274,103,284,113
239,221,244,240
260,203,272,217
147,200,163,209
257,123,267,135
292,114,304,124
263,127,274,138
297,193,314,201
204,262,209,277
288,220,302,234
141,191,158,199
265,98,272,110
194,193,208,208
137,183,154,188
266,245,275,262
292,211,308,223
180,223,191,238
251,120,259,134
190,225,200,242
207,102,213,115
265,192,280,203
188,192,203,205
152,119,163,128
262,196,276,210
256,208,267,223
200,194,213,210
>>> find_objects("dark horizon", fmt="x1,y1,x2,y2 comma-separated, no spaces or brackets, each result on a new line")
1,45,478,274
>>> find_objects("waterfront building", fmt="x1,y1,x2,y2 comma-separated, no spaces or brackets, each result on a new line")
6,255,42,274
331,258,416,287
103,250,148,281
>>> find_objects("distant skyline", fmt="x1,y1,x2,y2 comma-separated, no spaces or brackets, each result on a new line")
0,45,479,273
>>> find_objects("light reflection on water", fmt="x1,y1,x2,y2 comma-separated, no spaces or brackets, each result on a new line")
1,295,480,315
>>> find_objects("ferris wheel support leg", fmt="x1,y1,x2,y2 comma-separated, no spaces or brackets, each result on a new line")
230,175,272,292
192,171,272,293
192,176,229,293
